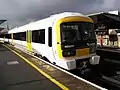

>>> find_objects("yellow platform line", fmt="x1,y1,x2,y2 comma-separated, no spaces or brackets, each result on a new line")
3,44,69,90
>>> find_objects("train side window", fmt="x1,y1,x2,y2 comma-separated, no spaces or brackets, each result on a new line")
48,27,52,47
32,30,36,42
14,33,19,40
20,32,26,41
13,32,26,41
5,34,7,38
8,34,11,39
39,29,45,44
32,29,45,44
13,33,15,39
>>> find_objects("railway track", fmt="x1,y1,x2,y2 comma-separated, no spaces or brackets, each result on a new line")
33,47,120,90
40,48,120,90
70,67,120,90
87,48,120,90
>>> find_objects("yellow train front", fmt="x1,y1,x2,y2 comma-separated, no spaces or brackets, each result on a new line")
53,13,100,70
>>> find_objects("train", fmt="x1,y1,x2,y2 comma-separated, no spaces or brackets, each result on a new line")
0,12,100,70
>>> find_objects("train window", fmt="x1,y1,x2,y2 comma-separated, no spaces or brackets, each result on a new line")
7,34,8,38
13,33,19,40
32,31,36,42
8,34,11,39
5,34,10,39
48,27,52,47
32,29,45,44
5,34,7,38
13,33,15,39
39,30,45,44
13,32,26,41
15,33,18,40
0,34,4,38
20,32,26,41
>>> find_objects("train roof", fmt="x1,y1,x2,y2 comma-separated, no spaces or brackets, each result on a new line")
8,12,90,33
50,12,90,21
50,12,86,18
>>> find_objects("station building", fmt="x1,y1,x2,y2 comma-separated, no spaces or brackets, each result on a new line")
87,10,120,47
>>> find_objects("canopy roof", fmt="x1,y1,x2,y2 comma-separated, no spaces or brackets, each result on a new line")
87,12,120,29
0,20,6,25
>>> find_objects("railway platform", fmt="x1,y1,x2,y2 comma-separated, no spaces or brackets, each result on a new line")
0,43,61,90
0,43,106,90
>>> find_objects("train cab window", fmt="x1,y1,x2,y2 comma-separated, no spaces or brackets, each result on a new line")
48,27,52,47
32,29,45,44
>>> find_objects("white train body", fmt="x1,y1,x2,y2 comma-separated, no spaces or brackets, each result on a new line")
0,12,100,70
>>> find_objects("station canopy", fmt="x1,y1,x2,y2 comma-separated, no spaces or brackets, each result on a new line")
0,20,7,34
87,12,120,29
0,20,6,25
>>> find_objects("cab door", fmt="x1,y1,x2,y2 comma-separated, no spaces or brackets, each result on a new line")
47,27,56,63
26,30,32,52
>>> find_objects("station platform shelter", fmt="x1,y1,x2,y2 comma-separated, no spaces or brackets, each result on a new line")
87,11,120,48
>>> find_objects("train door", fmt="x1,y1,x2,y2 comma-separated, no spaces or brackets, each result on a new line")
47,27,56,63
26,30,32,52
3,35,5,43
11,33,14,45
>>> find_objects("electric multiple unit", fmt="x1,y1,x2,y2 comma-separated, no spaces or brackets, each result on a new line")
0,12,100,70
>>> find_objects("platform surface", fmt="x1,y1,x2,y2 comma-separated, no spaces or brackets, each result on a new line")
0,43,106,90
0,44,61,90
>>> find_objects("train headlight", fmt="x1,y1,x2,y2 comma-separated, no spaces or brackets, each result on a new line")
62,50,76,57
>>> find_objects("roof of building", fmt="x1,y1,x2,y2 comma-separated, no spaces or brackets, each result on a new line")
0,20,6,25
87,12,120,29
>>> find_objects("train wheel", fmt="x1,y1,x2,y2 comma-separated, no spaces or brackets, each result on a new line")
41,56,50,63
34,53,37,56
53,62,56,65
34,53,42,58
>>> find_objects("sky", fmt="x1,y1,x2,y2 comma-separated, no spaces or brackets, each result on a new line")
0,0,120,28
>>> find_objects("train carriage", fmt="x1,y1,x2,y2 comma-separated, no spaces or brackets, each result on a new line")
0,12,100,70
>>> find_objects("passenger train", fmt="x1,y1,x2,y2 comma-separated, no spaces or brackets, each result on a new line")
0,12,100,70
